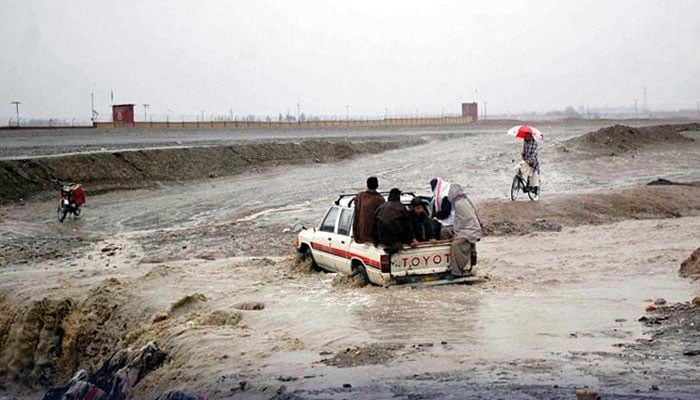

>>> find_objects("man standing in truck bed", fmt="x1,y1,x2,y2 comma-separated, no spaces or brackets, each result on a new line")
353,176,385,244
447,184,483,277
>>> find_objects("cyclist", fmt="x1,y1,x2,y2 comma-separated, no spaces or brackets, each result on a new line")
520,132,540,195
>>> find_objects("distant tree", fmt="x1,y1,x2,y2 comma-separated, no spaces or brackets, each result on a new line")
563,106,581,118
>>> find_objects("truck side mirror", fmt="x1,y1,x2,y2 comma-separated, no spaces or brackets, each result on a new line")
292,223,306,233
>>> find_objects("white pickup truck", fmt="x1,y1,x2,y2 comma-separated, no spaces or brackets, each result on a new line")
295,192,479,287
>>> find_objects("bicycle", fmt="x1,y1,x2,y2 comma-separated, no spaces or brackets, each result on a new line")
510,161,540,201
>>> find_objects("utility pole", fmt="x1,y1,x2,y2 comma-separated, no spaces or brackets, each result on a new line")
643,86,647,111
11,101,20,127
634,99,638,118
484,101,488,120
345,105,350,121
142,104,150,121
297,102,300,123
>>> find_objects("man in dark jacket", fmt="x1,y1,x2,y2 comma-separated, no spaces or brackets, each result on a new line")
374,188,411,253
409,197,437,244
353,176,385,244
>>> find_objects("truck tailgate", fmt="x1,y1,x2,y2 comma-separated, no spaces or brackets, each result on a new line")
390,243,452,276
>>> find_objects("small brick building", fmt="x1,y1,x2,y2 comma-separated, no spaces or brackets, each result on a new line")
112,104,135,127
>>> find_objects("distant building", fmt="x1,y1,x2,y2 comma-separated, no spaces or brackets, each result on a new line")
112,104,135,126
461,102,478,121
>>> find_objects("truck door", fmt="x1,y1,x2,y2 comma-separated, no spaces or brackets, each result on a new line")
330,208,354,274
311,206,340,270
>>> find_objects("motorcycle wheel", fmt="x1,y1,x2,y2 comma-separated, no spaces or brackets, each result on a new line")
57,205,68,222
73,207,81,218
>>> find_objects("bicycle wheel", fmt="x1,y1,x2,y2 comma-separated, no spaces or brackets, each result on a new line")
57,205,68,222
510,176,520,201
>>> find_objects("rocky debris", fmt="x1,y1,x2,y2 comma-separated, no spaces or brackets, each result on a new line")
645,304,658,312
154,391,206,400
43,341,166,400
575,388,598,400
320,344,404,368
629,301,700,362
692,296,700,305
234,302,265,311
679,248,700,278
654,298,667,305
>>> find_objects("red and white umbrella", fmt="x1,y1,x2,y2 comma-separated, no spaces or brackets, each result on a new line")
507,125,544,141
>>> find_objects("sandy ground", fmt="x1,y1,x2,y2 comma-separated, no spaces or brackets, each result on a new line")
1,120,700,399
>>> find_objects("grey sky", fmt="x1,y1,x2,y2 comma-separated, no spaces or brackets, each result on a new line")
2,0,699,121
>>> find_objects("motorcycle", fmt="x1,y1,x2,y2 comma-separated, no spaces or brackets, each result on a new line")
56,181,85,222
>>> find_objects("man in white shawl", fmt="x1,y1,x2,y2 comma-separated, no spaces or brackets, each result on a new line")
446,183,483,277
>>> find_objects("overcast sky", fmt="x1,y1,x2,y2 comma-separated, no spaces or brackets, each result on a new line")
1,0,699,121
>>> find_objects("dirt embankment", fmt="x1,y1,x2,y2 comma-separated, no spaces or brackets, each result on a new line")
0,269,243,392
564,123,698,154
480,183,700,236
0,139,424,204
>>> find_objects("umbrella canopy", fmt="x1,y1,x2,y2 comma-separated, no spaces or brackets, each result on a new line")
507,125,544,141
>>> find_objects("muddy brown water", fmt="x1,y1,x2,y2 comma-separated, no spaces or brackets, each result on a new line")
1,120,700,398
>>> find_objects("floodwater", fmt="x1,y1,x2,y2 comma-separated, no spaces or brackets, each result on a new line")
1,120,700,398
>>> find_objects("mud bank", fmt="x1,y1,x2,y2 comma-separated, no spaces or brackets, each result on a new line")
0,138,425,204
564,123,699,154
480,184,700,236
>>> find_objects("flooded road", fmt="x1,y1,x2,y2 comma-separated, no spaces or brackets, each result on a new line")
1,120,700,399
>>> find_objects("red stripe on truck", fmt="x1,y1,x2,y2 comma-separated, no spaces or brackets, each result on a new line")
311,242,381,269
